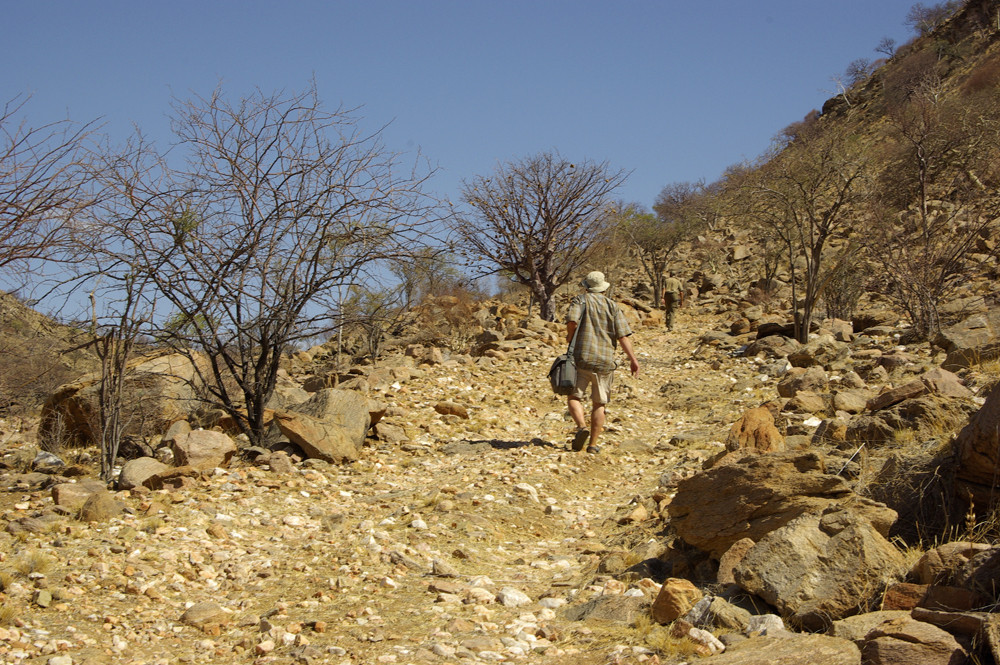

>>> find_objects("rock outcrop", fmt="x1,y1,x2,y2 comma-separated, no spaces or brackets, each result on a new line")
953,381,1000,504
733,508,907,630
667,452,895,557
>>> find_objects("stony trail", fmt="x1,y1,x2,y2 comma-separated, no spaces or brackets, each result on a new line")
0,309,769,665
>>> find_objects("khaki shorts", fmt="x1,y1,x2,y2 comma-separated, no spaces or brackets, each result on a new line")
572,367,614,405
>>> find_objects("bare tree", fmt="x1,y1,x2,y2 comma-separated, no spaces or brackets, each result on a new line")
739,119,872,343
389,247,468,308
453,151,628,321
90,273,151,480
876,37,897,59
0,95,96,282
846,58,875,86
614,204,669,305
906,1,961,36
864,88,1000,339
616,183,704,305
338,282,407,364
86,84,437,445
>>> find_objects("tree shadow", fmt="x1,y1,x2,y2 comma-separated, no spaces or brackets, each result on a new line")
440,437,560,454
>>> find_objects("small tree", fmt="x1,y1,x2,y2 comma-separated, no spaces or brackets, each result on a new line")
453,151,628,321
865,88,1000,339
846,58,875,86
876,37,897,59
821,244,868,322
389,247,469,308
338,283,407,364
86,84,437,445
740,119,872,343
90,273,151,481
905,1,961,36
616,183,705,305
614,204,668,304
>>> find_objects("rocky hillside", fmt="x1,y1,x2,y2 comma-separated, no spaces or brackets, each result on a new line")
1,266,999,664
0,292,97,418
1,4,1000,664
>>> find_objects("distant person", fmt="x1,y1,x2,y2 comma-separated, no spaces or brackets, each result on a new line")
565,271,640,454
662,272,685,331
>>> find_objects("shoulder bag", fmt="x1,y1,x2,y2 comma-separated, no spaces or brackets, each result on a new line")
548,299,584,395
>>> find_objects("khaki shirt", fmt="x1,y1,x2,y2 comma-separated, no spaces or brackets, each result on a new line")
566,293,632,373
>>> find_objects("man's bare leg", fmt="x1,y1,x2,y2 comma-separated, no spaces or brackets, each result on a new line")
568,397,590,451
568,397,586,429
590,404,606,450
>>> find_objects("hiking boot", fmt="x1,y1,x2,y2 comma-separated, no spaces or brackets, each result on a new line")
571,429,590,452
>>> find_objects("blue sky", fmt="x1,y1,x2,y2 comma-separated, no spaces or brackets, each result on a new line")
4,0,920,209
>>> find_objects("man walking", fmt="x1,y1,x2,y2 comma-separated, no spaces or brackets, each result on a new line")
662,272,684,331
566,271,640,453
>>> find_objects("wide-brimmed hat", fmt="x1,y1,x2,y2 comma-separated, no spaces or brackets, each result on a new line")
581,271,610,293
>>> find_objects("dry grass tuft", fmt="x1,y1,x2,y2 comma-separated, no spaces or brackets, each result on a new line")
141,517,165,534
633,615,705,658
11,550,54,577
856,443,962,546
960,501,1000,544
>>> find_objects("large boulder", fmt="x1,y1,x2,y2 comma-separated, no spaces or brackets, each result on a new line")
829,611,912,645
683,595,752,632
170,430,237,470
270,388,372,463
40,352,207,448
78,490,124,522
935,308,1000,371
861,615,968,665
846,395,976,447
912,542,993,585
651,578,703,624
867,368,972,412
667,452,896,557
776,366,829,398
287,389,371,442
743,334,801,359
703,634,861,664
117,457,172,490
733,508,907,630
787,334,844,369
51,479,108,511
952,545,1000,604
274,411,362,463
265,370,311,410
953,382,1000,505
725,407,785,453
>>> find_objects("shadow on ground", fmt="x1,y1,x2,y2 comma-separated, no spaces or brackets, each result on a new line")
441,438,559,454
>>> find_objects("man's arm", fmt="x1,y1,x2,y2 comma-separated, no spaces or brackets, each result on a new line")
618,335,640,377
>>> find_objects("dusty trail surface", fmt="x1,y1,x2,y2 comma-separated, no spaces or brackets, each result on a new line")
0,310,765,664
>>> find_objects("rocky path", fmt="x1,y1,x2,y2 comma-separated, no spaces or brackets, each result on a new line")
0,309,770,665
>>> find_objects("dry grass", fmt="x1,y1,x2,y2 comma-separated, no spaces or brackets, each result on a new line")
855,444,962,546
140,517,165,534
891,535,927,572
2,447,35,473
0,604,15,626
633,615,705,658
960,501,1000,544
11,550,54,577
